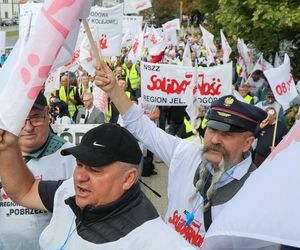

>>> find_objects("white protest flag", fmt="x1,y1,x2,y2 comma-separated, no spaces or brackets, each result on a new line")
237,38,253,77
0,0,92,135
122,15,143,47
124,0,138,14
148,26,166,63
164,28,178,47
141,62,232,106
220,29,231,63
143,24,151,48
128,28,144,64
264,54,298,110
204,120,300,249
134,0,152,12
19,2,42,40
183,67,199,133
44,67,61,94
200,25,216,64
274,52,282,68
88,4,123,57
162,18,180,31
182,42,192,66
0,31,5,55
93,85,108,113
252,54,273,73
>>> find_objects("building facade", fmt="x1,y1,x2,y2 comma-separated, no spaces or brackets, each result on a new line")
0,0,19,19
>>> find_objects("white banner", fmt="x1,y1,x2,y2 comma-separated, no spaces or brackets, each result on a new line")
141,62,232,106
123,15,143,36
0,31,6,55
204,120,300,249
164,29,178,47
162,18,180,31
264,54,298,110
52,124,99,145
88,4,123,57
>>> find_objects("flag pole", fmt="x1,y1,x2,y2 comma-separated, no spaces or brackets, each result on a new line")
271,111,279,149
82,19,101,65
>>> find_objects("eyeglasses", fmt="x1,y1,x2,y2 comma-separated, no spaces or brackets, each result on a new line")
23,115,46,127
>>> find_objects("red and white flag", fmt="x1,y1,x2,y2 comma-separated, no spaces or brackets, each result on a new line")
204,120,300,249
200,25,216,64
220,29,231,63
148,26,166,63
264,54,298,110
252,54,273,73
128,27,144,64
134,0,152,12
162,18,180,31
0,0,92,135
237,38,253,77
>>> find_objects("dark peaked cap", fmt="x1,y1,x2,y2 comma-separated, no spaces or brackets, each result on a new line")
61,123,142,167
206,95,267,133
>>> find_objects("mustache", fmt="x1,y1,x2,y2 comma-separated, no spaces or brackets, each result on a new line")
203,144,227,156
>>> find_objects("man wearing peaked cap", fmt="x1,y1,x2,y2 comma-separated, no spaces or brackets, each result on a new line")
94,61,268,249
0,124,194,249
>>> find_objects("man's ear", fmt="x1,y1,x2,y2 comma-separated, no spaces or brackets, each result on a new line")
122,168,138,191
243,135,255,153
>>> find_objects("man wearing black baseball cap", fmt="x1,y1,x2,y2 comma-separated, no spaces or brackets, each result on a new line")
0,91,76,250
94,60,268,248
0,123,193,249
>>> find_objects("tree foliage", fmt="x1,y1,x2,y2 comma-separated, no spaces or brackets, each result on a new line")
194,0,300,78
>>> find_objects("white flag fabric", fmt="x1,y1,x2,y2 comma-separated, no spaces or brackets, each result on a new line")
162,18,180,31
19,2,42,40
148,26,166,62
122,15,143,47
182,42,192,67
44,67,61,94
141,62,232,106
220,29,231,63
123,0,138,14
164,29,178,47
204,120,300,249
128,28,144,64
252,54,273,73
264,54,298,110
237,38,253,77
134,0,152,12
88,4,123,57
0,31,6,55
0,0,92,135
274,52,282,68
200,25,217,53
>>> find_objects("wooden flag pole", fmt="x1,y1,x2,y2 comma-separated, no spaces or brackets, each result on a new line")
271,111,279,149
82,19,101,65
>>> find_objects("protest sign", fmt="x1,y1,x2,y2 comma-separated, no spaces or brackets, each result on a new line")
264,54,298,110
88,4,123,57
141,62,232,106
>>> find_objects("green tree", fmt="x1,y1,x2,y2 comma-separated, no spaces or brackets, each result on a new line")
195,0,300,78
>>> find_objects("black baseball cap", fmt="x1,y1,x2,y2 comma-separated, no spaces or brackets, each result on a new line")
61,123,142,167
33,91,48,110
206,95,267,133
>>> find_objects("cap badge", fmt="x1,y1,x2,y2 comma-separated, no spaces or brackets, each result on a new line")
217,111,231,117
224,97,234,106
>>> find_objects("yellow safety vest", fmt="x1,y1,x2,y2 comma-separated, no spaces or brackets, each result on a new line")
184,118,194,140
57,86,77,118
244,95,253,104
126,64,140,90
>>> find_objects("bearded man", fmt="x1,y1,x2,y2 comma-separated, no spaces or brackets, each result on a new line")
94,60,267,249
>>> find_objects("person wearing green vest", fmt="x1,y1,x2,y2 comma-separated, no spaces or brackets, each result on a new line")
238,84,254,105
125,59,141,98
53,74,78,119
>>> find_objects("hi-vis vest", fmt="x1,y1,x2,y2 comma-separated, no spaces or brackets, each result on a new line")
126,64,140,90
106,92,131,123
184,118,204,143
244,95,253,104
39,179,194,250
57,86,77,118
